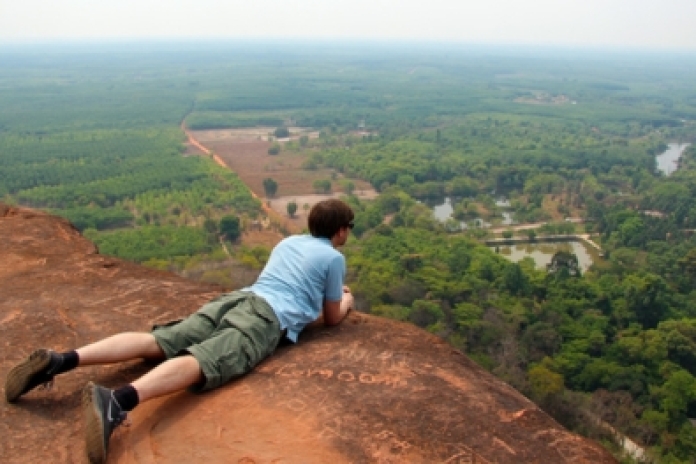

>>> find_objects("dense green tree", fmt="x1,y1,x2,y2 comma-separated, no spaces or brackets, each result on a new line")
268,144,281,155
623,273,669,329
528,363,564,400
274,127,290,138
263,178,278,197
658,319,696,375
547,251,581,277
312,179,332,193
656,369,696,425
203,218,218,235
287,201,298,218
343,180,355,194
408,300,444,329
87,226,213,262
219,215,241,241
522,323,563,362
502,262,529,295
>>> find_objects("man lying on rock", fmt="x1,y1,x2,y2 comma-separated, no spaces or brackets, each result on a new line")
4,198,355,464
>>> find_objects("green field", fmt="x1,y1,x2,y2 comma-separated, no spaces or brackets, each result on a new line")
3,41,696,462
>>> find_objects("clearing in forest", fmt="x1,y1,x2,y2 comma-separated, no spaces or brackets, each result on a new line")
190,127,376,231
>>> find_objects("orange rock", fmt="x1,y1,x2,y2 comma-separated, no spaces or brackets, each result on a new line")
0,203,617,463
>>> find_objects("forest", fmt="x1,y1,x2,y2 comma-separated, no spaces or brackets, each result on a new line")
2,41,696,462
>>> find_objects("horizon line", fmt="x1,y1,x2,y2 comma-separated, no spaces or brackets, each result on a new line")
2,37,696,56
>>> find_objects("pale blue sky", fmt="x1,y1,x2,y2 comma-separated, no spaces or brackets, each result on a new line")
1,0,695,50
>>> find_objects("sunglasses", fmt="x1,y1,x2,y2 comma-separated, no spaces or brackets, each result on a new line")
347,221,355,230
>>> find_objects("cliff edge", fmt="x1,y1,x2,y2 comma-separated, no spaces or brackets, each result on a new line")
0,203,617,463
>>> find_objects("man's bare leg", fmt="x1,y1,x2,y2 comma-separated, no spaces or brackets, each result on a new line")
82,354,203,464
76,332,165,365
75,332,203,402
78,333,204,401
5,332,165,403
131,354,203,401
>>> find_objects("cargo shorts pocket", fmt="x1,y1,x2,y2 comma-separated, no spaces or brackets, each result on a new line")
151,318,184,331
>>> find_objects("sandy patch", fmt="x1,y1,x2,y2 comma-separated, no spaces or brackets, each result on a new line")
192,126,320,143
266,190,378,230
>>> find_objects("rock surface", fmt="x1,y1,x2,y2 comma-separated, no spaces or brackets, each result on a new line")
0,203,617,463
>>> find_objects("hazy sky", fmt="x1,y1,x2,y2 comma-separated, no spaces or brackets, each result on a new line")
1,0,696,51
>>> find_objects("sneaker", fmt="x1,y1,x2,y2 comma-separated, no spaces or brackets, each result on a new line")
4,349,64,403
82,382,127,464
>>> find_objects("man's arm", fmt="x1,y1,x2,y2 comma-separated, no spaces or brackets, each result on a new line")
312,286,354,327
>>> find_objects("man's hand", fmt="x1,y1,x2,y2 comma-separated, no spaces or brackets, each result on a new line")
341,286,354,315
320,286,354,326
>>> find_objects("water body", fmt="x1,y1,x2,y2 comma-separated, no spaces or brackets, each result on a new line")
488,142,688,270
431,197,456,222
491,241,597,272
429,197,513,228
655,142,691,176
430,197,596,269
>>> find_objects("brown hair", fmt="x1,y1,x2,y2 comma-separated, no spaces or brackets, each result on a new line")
308,199,354,238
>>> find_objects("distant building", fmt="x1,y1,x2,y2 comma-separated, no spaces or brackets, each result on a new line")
641,210,667,218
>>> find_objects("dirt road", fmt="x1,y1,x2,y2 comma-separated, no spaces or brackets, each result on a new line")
181,122,294,234
488,222,548,233
181,122,379,236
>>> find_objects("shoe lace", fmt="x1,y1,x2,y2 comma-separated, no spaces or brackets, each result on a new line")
35,354,62,391
108,393,131,428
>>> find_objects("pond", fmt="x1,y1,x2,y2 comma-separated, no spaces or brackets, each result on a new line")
428,198,599,271
430,196,457,222
490,240,598,272
428,196,514,229
656,142,691,176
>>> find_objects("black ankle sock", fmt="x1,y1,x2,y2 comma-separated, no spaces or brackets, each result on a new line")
113,385,139,412
56,350,79,374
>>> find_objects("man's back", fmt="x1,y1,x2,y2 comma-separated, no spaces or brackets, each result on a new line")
246,234,345,341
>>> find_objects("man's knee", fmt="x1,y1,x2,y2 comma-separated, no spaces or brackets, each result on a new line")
141,333,166,361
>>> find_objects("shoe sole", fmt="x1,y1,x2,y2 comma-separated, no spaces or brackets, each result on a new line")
4,349,51,403
82,381,107,464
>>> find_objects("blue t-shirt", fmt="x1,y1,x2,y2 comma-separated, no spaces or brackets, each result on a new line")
245,235,345,342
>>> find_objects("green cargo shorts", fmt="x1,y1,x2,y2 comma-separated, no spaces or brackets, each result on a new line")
152,290,282,392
